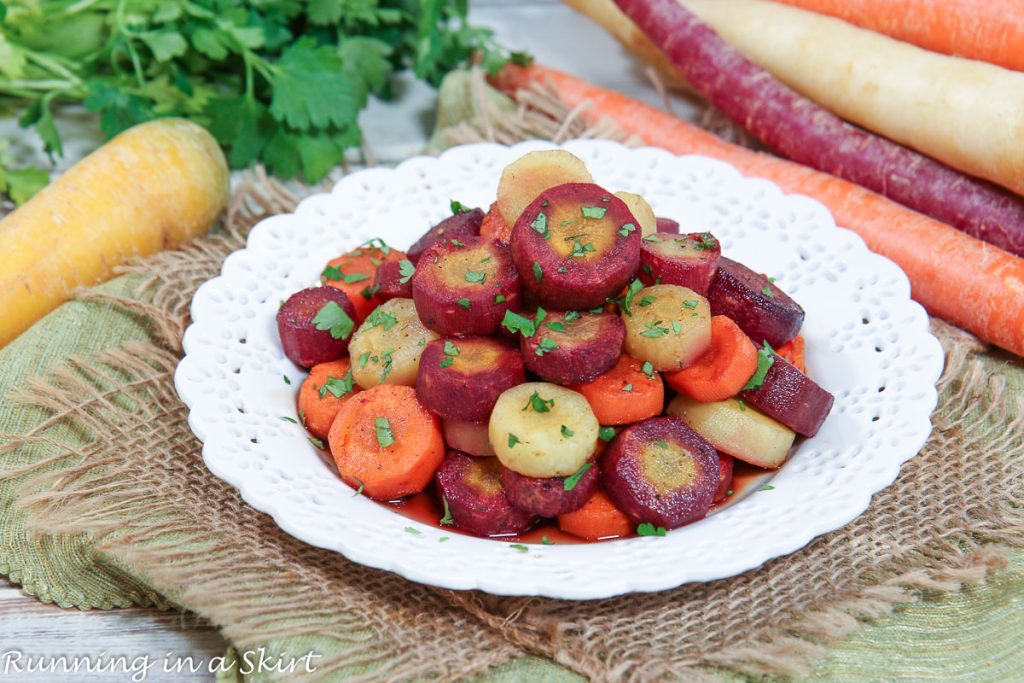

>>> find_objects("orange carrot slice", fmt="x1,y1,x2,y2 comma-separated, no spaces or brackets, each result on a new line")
775,335,806,374
327,384,444,500
298,358,361,440
558,488,633,541
664,316,758,402
323,243,406,322
570,355,664,425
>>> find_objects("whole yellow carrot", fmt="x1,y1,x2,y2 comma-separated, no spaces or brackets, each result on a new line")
0,118,229,348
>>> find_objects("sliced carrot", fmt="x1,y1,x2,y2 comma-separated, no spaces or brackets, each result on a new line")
480,201,512,242
558,488,633,541
664,316,757,402
298,358,361,440
493,64,1024,358
775,335,806,374
327,384,444,501
570,354,664,425
323,243,406,322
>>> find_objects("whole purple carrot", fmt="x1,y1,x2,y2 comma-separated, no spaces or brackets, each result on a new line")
614,0,1024,258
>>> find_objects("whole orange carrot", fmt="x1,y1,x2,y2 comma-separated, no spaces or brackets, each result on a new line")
493,64,1024,357
772,0,1024,73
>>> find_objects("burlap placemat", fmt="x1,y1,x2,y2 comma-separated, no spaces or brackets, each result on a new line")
2,73,1022,682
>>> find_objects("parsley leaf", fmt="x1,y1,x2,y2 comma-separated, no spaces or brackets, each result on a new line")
450,199,471,214
599,426,616,442
364,306,398,331
641,361,655,380
375,416,395,448
440,496,454,525
456,298,471,309
563,463,592,491
522,391,555,413
636,523,667,537
639,321,670,338
508,433,521,448
320,370,355,398
313,301,355,340
619,223,636,237
530,212,549,238
465,271,487,284
638,295,656,307
759,484,776,491
352,477,364,497
509,543,529,553
692,232,719,251
533,262,543,282
742,342,776,391
581,206,607,219
398,260,416,284
561,425,574,438
618,279,645,316
535,337,558,356
494,294,506,305
440,341,459,368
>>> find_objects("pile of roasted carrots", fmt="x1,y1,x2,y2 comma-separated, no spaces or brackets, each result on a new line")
493,0,1024,358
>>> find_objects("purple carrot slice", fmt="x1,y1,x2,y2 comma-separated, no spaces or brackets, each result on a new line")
373,259,413,302
740,353,834,437
416,336,525,423
639,231,721,295
707,257,803,348
407,208,485,265
499,460,600,517
520,310,626,384
277,287,357,368
435,451,536,536
655,216,681,234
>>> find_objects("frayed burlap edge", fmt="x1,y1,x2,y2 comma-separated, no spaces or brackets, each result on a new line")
0,73,1021,682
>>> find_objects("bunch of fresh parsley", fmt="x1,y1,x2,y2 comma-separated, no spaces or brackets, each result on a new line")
0,0,528,200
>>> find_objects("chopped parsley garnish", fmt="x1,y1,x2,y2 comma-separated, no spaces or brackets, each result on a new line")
639,321,670,338
280,416,298,424
533,261,543,282
652,440,668,449
440,341,459,368
320,371,355,398
636,522,667,537
352,477,364,497
450,239,465,247
494,294,506,304
283,375,291,385
642,234,661,243
439,496,454,526
561,425,574,438
379,350,394,383
563,462,592,491
759,484,776,491
364,306,398,331
535,337,558,356
501,307,547,338
682,299,699,310
692,232,719,251
601,196,612,203
564,310,582,321
308,436,325,450
523,391,555,413
641,361,655,379
360,284,380,300
321,264,344,281
618,279,645,316
508,433,521,448
671,321,683,335
598,426,616,442
641,264,652,275
375,417,395,448
358,351,371,369
621,383,634,392
450,199,471,214
569,240,596,258
541,536,555,545
439,537,450,543
742,342,776,391
456,298,471,309
530,212,549,238
545,321,566,333
619,223,636,237
761,285,775,298
465,271,487,284
313,301,355,340
589,305,606,314
581,205,607,219
510,543,529,553
737,399,747,412
404,526,421,535
398,260,416,284
558,266,568,273
360,238,393,255
638,295,656,307
299,410,306,425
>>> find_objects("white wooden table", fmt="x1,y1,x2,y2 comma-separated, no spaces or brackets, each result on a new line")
0,2,683,681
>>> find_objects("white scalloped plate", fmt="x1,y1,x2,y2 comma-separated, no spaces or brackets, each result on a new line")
175,141,944,599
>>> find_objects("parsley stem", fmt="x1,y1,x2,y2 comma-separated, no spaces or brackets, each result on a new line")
114,0,147,89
